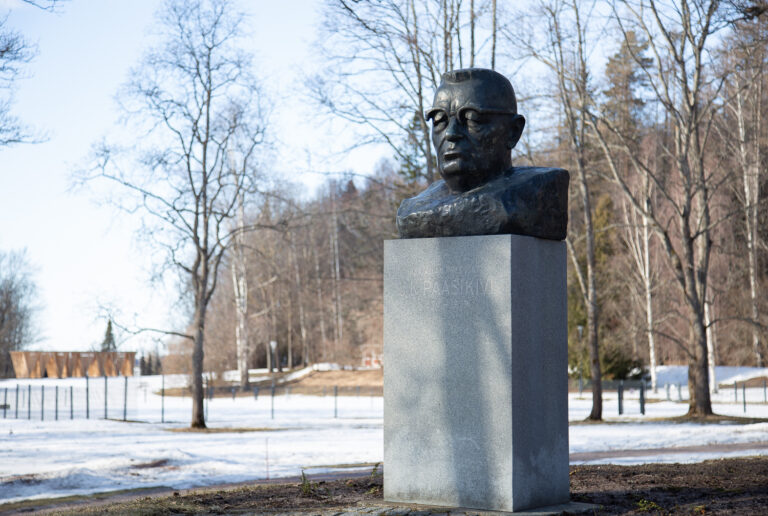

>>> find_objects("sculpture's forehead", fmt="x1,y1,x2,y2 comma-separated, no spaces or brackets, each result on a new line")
432,79,514,111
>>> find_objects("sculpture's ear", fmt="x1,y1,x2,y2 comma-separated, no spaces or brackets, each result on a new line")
507,114,525,150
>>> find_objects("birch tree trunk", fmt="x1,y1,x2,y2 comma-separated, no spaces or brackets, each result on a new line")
312,231,328,361
705,298,717,393
232,191,249,390
330,188,343,362
291,236,309,367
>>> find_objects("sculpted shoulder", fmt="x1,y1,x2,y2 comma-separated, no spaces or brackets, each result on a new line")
396,166,569,240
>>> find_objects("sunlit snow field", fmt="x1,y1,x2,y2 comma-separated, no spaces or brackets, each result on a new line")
1,366,767,504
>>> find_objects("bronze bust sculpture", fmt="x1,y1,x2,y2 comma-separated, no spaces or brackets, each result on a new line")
396,68,569,240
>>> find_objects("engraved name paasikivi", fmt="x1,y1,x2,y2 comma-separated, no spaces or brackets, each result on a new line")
407,276,493,297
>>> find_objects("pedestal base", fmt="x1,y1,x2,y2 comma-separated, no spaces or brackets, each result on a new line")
383,235,568,513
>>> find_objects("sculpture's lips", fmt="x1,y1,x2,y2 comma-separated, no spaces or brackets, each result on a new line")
442,151,463,161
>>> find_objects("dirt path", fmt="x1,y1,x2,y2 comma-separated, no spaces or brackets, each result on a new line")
570,440,768,462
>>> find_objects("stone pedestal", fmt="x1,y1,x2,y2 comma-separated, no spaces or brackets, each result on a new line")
383,234,569,513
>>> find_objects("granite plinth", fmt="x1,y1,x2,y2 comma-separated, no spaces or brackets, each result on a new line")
383,234,568,513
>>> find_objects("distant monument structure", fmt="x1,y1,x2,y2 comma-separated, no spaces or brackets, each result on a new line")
384,68,577,512
10,351,136,378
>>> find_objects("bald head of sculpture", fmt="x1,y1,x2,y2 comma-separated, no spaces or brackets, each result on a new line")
426,68,526,193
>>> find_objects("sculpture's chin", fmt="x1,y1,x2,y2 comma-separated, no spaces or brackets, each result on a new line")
442,169,494,194
440,158,466,175
441,164,476,193
442,175,471,193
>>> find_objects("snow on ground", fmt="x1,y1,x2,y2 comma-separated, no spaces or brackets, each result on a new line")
654,365,768,388
1,367,768,504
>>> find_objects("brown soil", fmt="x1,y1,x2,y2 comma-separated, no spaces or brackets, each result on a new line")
721,376,768,389
242,369,383,397
569,456,768,514
288,369,382,388
15,456,768,515
163,369,384,398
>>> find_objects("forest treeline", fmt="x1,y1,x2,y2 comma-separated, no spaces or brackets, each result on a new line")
182,0,768,421
3,0,768,425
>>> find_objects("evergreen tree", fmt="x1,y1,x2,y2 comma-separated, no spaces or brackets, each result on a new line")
602,30,651,141
100,320,116,352
397,111,434,183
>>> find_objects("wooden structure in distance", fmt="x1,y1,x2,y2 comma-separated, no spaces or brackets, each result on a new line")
10,351,136,378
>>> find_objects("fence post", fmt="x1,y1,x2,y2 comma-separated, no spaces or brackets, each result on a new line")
161,374,165,424
41,385,45,420
2,387,6,418
734,381,738,402
665,383,670,401
618,381,624,415
677,383,682,402
123,376,128,422
104,376,108,419
27,384,31,419
86,375,90,419
253,386,259,400
743,382,747,413
15,384,19,418
55,385,59,421
764,379,767,403
70,386,73,420
270,385,275,419
334,385,338,418
639,382,645,415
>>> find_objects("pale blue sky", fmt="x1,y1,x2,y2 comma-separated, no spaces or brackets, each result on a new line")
0,0,387,354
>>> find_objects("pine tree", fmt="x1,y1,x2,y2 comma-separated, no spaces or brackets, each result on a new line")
602,30,651,142
397,110,434,183
100,320,116,352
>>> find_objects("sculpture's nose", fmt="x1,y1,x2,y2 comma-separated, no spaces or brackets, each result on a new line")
445,115,463,142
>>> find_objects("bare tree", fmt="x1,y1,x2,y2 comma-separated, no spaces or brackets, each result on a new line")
508,0,605,420
715,20,768,368
587,0,738,416
620,191,660,391
312,0,500,184
231,172,250,389
85,0,267,428
0,0,65,147
0,249,38,378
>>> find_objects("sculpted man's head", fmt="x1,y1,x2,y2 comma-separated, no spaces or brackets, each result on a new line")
426,68,526,193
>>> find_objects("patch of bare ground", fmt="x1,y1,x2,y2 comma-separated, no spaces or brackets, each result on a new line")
571,456,768,515
292,369,382,387
15,456,768,515
571,413,768,425
162,369,384,398
664,413,768,424
279,369,383,396
719,376,768,389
